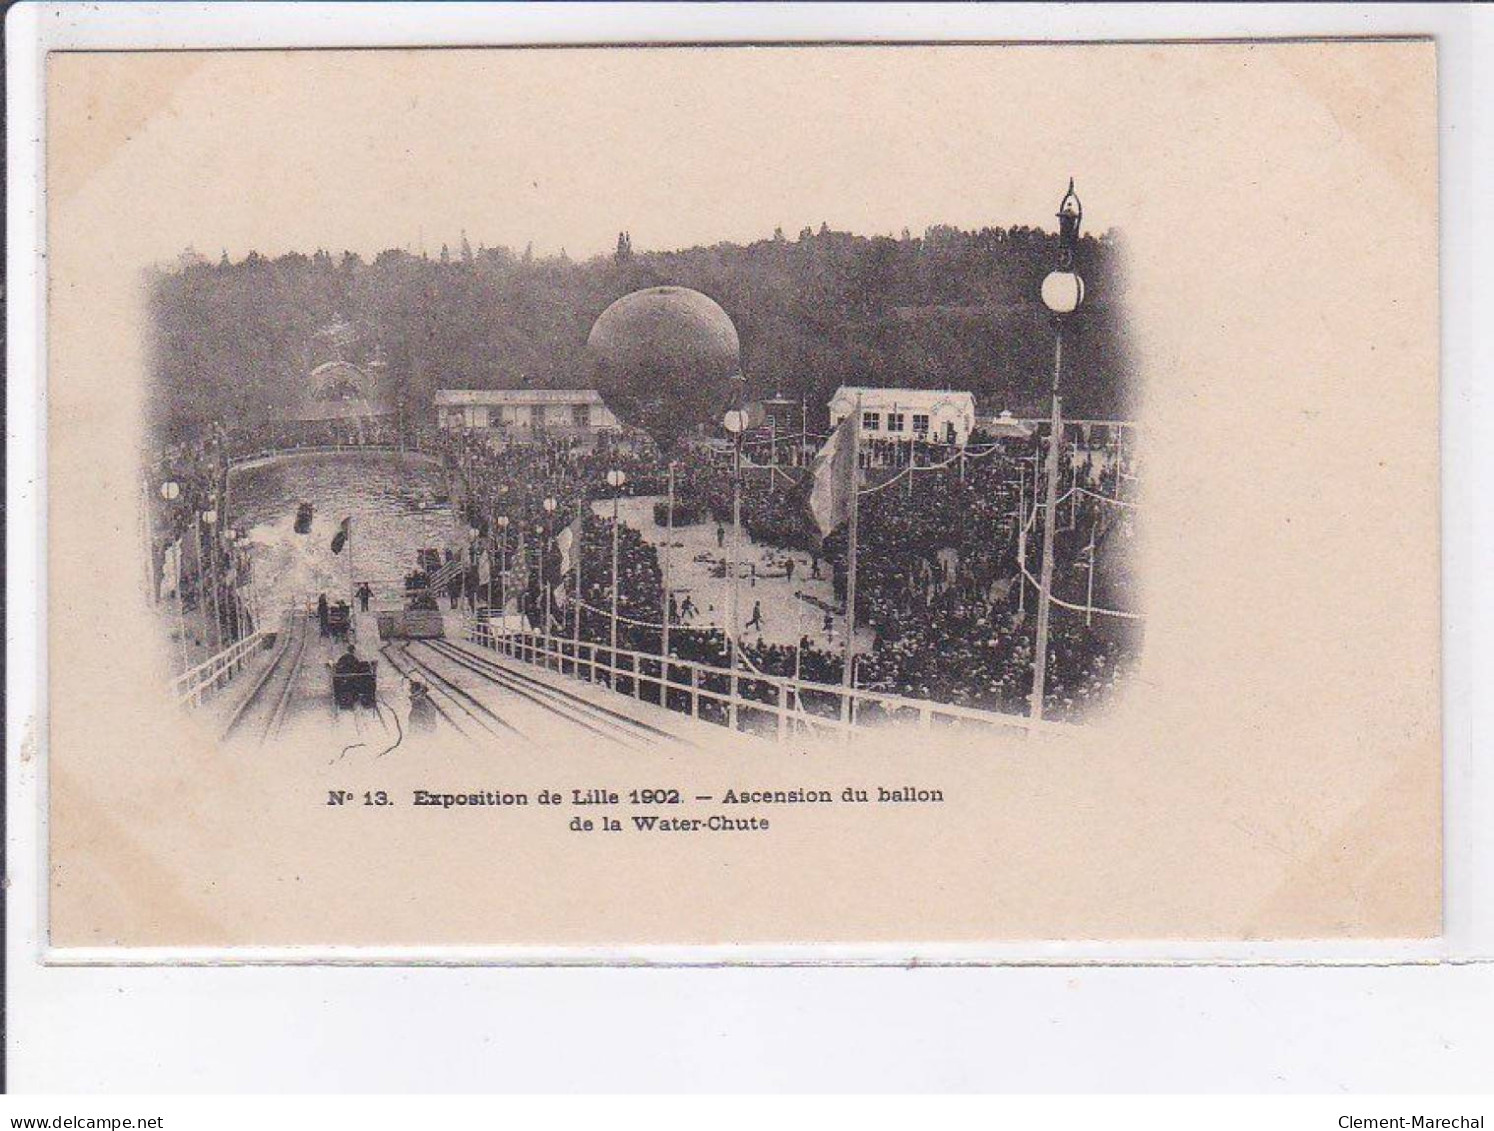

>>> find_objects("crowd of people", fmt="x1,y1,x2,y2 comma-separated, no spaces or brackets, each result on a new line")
144,425,249,659
145,411,1141,723
221,416,410,461
444,423,1142,724
145,415,424,665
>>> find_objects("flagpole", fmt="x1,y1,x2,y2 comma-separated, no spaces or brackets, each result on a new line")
497,522,507,617
174,541,190,680
1068,440,1079,531
723,390,748,733
541,496,557,661
662,461,674,660
768,417,777,495
347,515,355,614
610,493,620,665
572,497,583,658
141,477,156,605
1085,517,1098,627
840,396,862,732
1031,333,1064,723
195,513,213,654
904,405,913,501
800,395,808,468
1033,177,1086,724
1017,463,1028,616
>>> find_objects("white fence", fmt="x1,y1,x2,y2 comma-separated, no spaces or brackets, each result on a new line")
466,620,1070,742
225,442,442,471
171,627,273,706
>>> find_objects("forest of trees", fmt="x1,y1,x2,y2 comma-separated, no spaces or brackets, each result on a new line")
146,222,1136,441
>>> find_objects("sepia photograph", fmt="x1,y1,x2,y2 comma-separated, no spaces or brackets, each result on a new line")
42,41,1439,949
147,180,1139,757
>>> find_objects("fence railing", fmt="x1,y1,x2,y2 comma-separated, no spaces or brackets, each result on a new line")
225,443,441,470
465,620,1069,743
172,627,273,706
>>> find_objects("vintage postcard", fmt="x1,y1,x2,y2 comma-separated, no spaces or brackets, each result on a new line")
44,41,1439,950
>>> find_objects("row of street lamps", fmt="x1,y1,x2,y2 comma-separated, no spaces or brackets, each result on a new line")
157,180,1087,726
485,467,631,674
487,174,1082,725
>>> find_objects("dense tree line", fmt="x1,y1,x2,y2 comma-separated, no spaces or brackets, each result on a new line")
147,223,1136,441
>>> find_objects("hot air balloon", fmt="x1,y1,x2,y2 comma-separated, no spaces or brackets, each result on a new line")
586,286,742,451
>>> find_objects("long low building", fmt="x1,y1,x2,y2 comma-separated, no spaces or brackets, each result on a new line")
434,389,623,447
828,386,978,446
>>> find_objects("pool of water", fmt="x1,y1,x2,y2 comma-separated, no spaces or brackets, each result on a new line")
227,451,462,613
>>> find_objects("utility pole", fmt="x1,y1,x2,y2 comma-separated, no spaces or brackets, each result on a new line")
662,462,675,660
573,497,583,658
839,397,862,731
1031,178,1086,724
1031,357,1065,721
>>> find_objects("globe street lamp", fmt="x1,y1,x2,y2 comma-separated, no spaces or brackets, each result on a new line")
1031,178,1085,723
159,480,180,501
541,497,557,660
661,459,677,662
605,470,627,670
495,514,510,615
200,507,222,652
722,401,749,730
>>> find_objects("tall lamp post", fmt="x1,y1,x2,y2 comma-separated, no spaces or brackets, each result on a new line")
495,515,510,616
1031,178,1085,723
541,496,557,660
605,469,627,672
201,506,222,653
160,481,189,672
722,399,749,731
467,524,481,613
661,460,676,661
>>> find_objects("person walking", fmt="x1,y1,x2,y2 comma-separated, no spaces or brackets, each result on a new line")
407,681,438,736
317,592,329,637
746,600,764,633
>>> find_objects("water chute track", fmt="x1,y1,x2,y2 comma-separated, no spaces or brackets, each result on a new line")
221,611,312,746
415,638,693,751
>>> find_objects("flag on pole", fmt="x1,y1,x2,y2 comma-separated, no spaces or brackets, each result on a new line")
159,538,182,601
427,556,465,592
807,411,858,538
330,516,351,554
553,516,582,610
181,519,201,590
554,515,582,576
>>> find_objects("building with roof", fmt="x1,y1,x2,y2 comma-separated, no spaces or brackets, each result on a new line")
827,386,978,447
434,389,623,449
983,410,1036,440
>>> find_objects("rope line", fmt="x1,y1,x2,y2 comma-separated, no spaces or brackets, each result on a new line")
1018,561,1146,621
571,599,769,676
1077,485,1141,509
